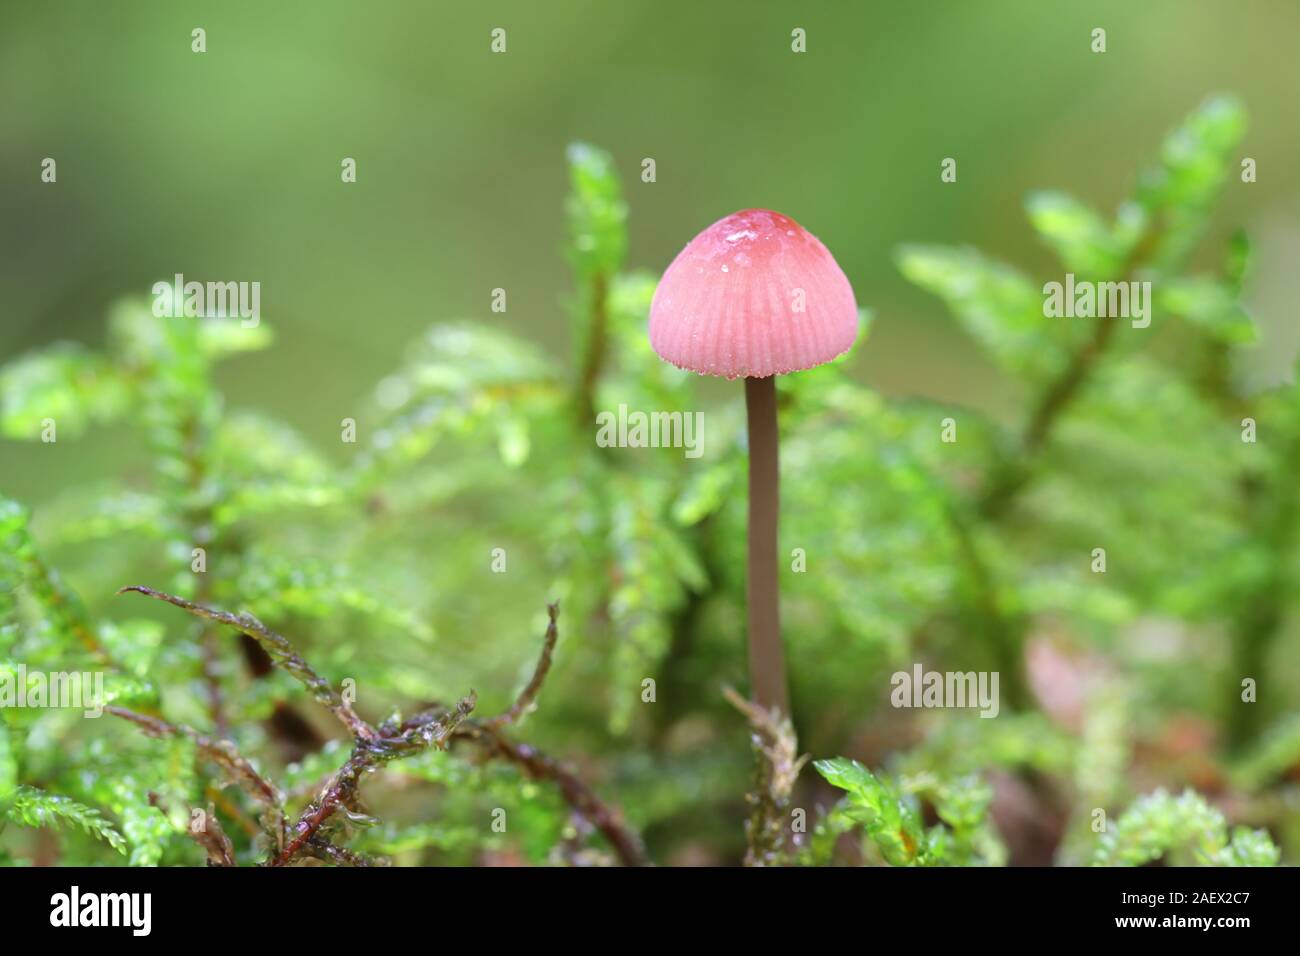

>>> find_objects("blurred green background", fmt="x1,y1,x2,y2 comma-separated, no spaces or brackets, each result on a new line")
4,0,1299,502
4,1,1300,869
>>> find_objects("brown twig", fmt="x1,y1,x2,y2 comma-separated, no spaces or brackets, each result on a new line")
111,590,644,867
270,695,475,867
487,602,559,729
117,585,373,740
107,705,286,850
189,802,236,867
451,602,647,866
304,837,380,867
455,722,647,867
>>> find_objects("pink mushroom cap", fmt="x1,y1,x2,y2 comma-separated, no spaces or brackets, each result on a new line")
649,209,858,379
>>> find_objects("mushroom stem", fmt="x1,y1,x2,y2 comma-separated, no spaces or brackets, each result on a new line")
744,374,788,715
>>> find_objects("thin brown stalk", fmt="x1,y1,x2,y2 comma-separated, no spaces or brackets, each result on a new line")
188,803,237,867
455,722,647,867
111,590,644,868
744,374,788,715
116,585,373,740
270,695,475,867
107,705,286,850
487,602,559,729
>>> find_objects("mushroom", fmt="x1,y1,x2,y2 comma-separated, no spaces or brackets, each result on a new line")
649,209,859,715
